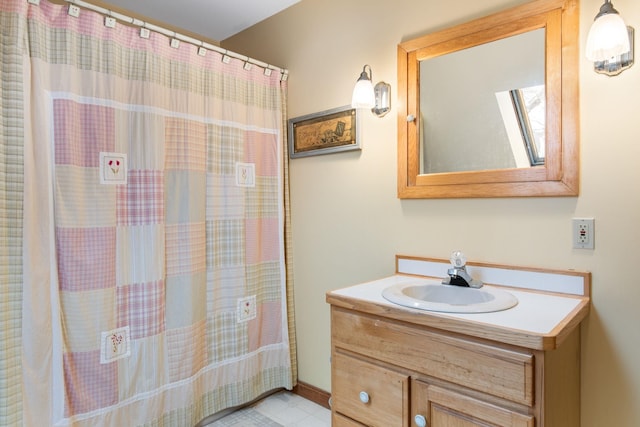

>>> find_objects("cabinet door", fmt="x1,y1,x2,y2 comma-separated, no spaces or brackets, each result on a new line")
412,381,534,427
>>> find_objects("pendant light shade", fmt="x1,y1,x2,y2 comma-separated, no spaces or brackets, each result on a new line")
585,1,630,61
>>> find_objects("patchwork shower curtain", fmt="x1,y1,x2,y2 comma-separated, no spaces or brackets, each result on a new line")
0,0,296,425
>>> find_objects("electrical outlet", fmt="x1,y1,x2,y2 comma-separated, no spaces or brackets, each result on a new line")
572,218,594,249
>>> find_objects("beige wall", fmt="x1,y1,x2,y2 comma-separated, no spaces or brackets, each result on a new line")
224,0,640,425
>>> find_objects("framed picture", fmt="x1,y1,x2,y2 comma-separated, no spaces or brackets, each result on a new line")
288,105,361,158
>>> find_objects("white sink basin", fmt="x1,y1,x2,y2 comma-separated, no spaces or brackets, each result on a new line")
382,281,518,313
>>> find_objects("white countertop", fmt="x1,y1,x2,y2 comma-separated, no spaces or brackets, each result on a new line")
329,275,583,335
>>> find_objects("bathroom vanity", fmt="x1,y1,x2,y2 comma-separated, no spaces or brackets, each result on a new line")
326,255,590,427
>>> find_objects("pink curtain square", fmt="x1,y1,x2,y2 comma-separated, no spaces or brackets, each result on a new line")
245,218,280,264
116,170,165,226
56,227,116,292
244,131,278,177
53,100,115,167
248,302,283,352
117,280,166,340
63,350,118,416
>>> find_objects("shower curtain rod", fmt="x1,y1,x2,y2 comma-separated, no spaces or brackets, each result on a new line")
56,0,289,80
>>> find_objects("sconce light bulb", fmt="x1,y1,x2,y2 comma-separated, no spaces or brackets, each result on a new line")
352,65,375,109
586,2,630,61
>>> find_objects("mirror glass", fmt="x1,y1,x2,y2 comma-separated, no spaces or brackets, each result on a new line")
420,29,545,174
397,0,579,199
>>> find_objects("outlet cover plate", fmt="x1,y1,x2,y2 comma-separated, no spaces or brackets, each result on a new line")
573,218,595,249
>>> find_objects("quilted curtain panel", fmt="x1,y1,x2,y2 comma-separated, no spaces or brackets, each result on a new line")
0,0,295,426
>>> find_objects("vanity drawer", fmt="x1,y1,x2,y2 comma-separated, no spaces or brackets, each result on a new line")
332,412,367,427
332,307,534,406
332,351,409,427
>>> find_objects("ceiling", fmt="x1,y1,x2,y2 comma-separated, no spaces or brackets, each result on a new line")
99,0,301,42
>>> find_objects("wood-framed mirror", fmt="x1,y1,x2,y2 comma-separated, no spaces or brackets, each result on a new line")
397,0,579,199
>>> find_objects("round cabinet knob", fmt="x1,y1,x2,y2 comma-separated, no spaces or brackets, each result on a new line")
359,391,370,404
406,114,416,122
414,414,427,427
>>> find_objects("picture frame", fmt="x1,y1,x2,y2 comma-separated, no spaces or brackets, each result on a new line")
288,105,361,158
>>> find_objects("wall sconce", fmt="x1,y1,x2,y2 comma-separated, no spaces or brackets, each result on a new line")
586,0,634,76
351,64,391,117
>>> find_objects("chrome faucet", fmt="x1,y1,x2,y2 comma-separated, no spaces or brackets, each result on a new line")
442,251,483,288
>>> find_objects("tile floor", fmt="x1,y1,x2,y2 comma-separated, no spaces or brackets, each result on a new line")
205,390,331,427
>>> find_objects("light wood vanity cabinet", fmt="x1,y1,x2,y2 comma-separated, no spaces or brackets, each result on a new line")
330,306,581,427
